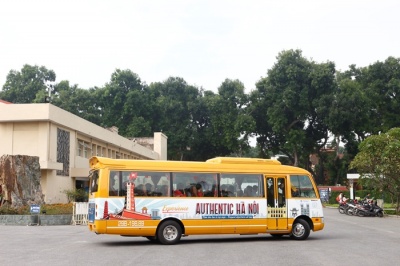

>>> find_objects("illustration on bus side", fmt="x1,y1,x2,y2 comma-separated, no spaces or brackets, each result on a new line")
96,171,319,221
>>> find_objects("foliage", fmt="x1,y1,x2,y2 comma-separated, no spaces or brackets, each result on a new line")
50,81,102,125
63,189,88,203
40,203,74,215
350,128,400,212
2,52,400,190
0,64,56,103
0,203,29,214
251,49,336,184
148,77,202,160
187,79,254,160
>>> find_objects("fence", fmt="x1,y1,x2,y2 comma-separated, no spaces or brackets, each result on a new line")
72,202,89,225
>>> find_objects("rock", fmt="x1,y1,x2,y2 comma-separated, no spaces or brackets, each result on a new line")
0,155,44,208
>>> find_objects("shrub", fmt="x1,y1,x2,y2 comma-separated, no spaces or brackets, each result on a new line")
0,203,73,215
63,189,88,202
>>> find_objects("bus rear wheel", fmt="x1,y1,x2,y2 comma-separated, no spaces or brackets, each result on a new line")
290,219,310,240
157,220,182,245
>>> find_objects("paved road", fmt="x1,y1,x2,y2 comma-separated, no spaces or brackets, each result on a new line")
1,208,399,266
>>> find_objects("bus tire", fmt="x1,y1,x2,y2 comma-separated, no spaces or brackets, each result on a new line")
157,220,182,245
290,219,310,240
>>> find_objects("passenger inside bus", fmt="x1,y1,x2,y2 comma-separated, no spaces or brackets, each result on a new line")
278,182,285,207
190,183,203,197
227,185,235,196
291,186,299,197
144,183,153,196
174,183,186,197
134,184,145,196
252,185,259,196
196,183,203,196
244,185,253,197
158,184,169,196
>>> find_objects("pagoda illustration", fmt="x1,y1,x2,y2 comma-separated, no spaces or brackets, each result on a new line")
108,175,152,220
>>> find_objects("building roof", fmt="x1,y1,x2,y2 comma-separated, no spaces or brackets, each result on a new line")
0,99,12,104
318,186,348,191
0,103,162,160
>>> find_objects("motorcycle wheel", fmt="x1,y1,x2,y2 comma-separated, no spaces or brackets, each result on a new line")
377,211,384,217
338,206,345,214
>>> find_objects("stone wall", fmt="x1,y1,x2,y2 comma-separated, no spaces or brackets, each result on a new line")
0,215,72,226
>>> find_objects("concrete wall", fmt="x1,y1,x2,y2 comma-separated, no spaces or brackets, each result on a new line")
0,215,72,226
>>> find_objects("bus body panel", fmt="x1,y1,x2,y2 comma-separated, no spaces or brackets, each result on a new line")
87,157,324,241
88,196,324,236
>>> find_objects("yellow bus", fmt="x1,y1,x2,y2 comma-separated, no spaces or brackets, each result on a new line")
88,157,324,244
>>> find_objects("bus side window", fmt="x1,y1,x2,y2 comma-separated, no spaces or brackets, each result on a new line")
109,171,118,196
266,178,274,206
278,178,285,207
135,184,145,196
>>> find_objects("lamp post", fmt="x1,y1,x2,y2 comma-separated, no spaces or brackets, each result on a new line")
44,81,53,103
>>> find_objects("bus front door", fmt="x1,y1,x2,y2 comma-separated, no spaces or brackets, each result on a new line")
265,176,288,231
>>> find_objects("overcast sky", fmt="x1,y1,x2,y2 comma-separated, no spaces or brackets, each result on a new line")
1,0,399,93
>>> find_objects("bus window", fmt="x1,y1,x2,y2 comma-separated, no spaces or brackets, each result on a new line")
109,171,119,196
107,171,170,197
138,172,170,196
290,175,317,198
278,178,285,207
172,173,216,197
220,174,263,197
266,177,274,206
89,170,99,193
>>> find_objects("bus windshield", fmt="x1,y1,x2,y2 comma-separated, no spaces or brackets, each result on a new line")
89,170,99,193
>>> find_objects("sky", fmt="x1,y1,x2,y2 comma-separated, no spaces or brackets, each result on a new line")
1,0,399,93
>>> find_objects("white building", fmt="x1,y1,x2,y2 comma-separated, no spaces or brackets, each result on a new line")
0,102,167,203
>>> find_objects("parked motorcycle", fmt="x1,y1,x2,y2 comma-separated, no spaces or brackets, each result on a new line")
356,202,384,217
338,202,347,214
345,201,358,216
337,199,384,218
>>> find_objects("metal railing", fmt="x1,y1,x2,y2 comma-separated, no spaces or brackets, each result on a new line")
72,202,88,225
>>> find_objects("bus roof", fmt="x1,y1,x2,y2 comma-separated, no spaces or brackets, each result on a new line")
206,157,281,165
89,156,309,175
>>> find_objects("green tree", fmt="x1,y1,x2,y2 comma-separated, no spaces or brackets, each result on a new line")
350,128,400,212
252,50,336,180
186,79,255,161
98,69,147,136
357,57,400,133
210,79,254,156
148,77,201,160
184,90,216,161
50,81,102,125
0,64,56,103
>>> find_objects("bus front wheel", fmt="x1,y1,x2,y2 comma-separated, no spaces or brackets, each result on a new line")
157,220,182,245
290,219,310,240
